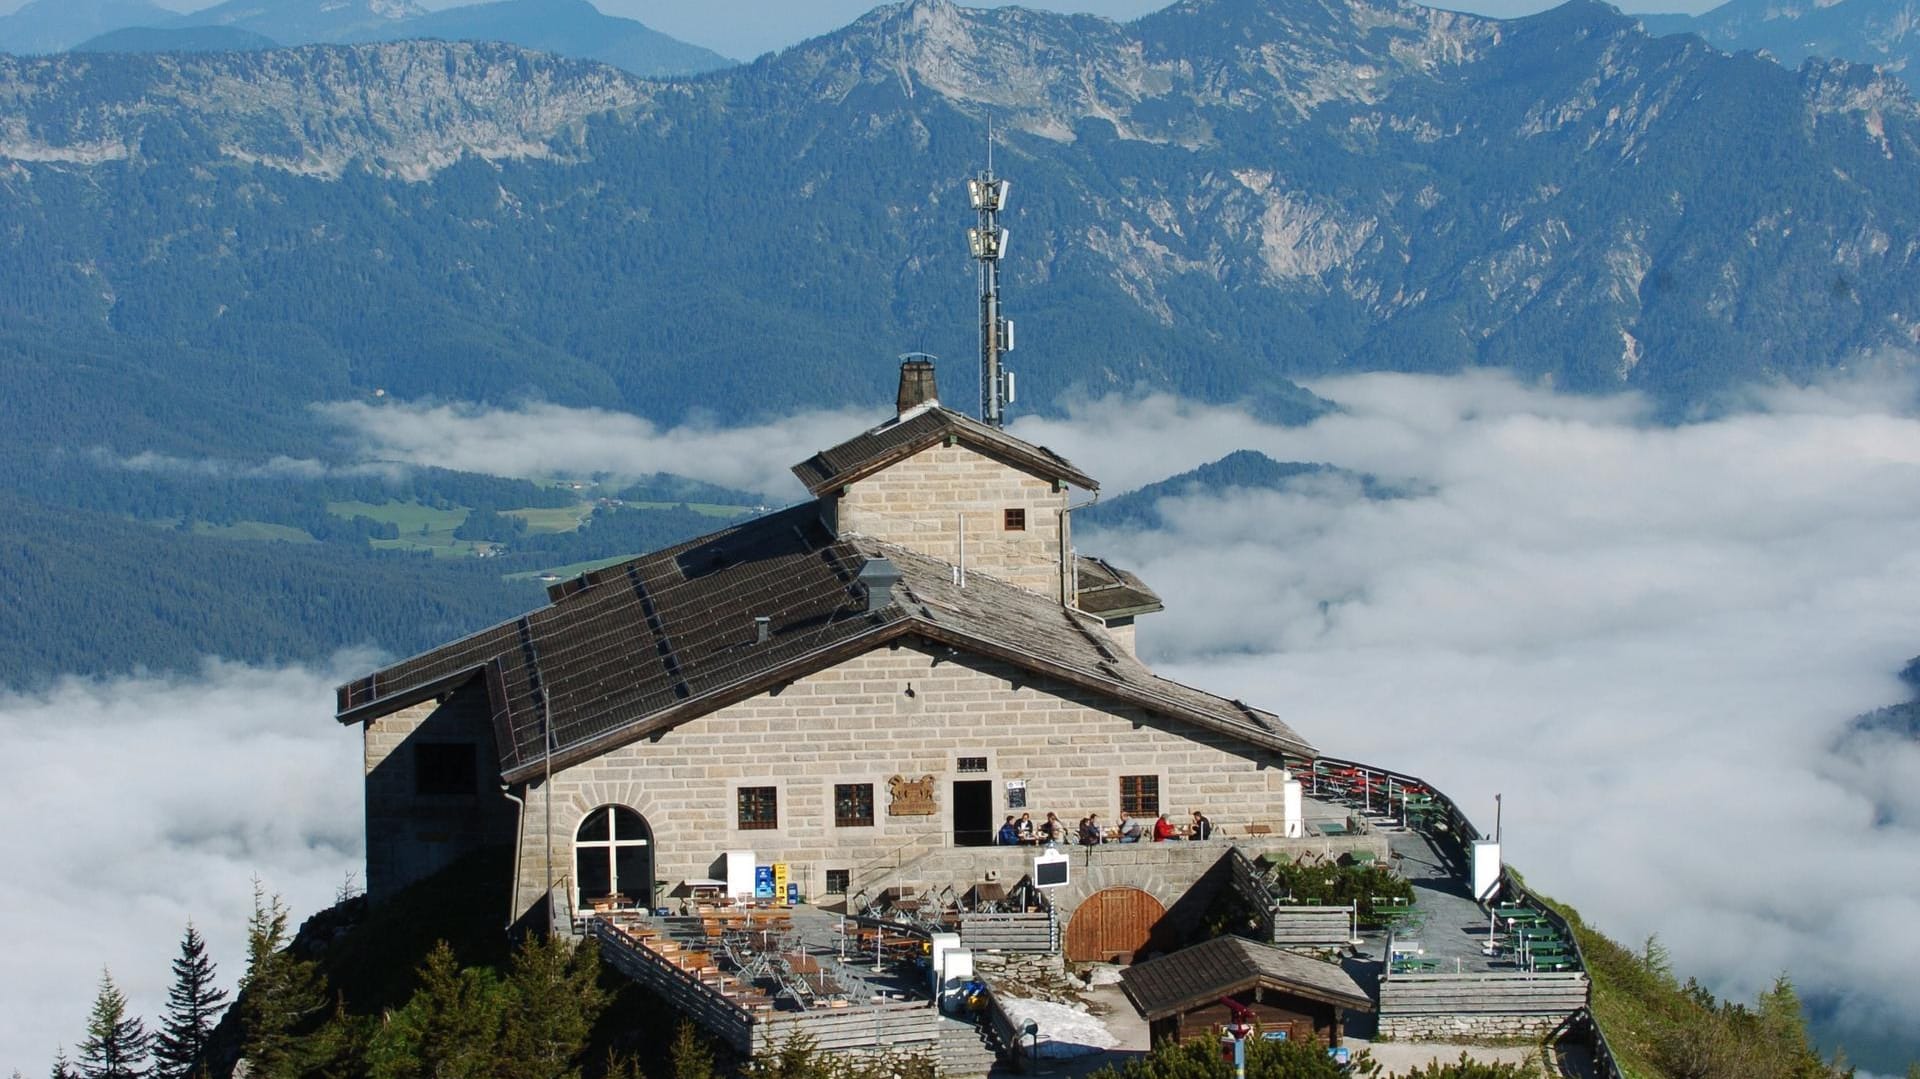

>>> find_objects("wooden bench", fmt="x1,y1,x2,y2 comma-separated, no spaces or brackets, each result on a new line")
1244,823,1273,836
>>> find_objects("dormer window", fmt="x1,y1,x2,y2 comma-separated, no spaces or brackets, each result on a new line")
1004,508,1026,532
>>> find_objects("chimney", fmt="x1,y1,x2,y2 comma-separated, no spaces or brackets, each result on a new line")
896,354,939,415
856,557,902,614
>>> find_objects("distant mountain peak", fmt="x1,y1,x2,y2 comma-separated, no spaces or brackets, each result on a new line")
178,0,429,43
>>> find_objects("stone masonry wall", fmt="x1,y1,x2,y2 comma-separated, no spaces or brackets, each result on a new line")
363,677,519,900
1377,1013,1564,1041
510,638,1299,920
834,443,1068,600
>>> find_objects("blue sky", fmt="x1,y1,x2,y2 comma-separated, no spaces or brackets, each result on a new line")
12,0,1723,64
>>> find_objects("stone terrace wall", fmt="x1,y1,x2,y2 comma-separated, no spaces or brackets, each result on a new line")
1378,1013,1564,1041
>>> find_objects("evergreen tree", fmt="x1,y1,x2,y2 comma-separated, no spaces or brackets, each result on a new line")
238,882,329,1079
669,1023,714,1079
76,970,152,1079
300,1002,374,1079
498,936,603,1079
153,922,228,1079
366,941,505,1079
50,1048,78,1079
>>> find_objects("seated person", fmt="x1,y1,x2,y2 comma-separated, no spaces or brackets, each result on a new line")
1116,812,1143,842
997,815,1020,846
1040,812,1064,844
1190,809,1214,841
1016,812,1036,842
1152,813,1177,841
1079,813,1103,847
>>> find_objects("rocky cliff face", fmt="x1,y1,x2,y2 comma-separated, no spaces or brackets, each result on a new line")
0,42,657,179
0,0,1916,419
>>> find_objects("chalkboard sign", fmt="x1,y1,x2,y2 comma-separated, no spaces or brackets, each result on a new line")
1033,851,1069,889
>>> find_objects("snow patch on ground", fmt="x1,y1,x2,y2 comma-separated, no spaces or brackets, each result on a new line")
1084,962,1127,986
998,997,1119,1059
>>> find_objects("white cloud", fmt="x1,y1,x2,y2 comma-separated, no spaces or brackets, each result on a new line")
318,399,879,499
0,660,366,1075
87,447,406,482
1065,373,1920,1068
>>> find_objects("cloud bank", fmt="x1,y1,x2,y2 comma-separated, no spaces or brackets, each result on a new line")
319,399,879,498
0,661,365,1074
1058,373,1920,1068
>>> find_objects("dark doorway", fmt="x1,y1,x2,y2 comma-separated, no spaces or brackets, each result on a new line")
953,780,994,847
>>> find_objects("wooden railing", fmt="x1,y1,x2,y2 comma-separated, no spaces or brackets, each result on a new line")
1379,969,1589,1016
588,919,757,1051
958,910,1056,953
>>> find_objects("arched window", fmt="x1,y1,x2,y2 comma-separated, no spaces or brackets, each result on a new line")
575,806,653,909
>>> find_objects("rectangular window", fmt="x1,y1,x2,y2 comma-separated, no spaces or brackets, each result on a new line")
834,783,875,828
1119,774,1160,817
1003,508,1026,531
737,786,778,830
957,756,989,774
414,743,475,796
826,869,851,895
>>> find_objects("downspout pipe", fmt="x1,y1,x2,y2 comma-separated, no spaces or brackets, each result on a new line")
1060,489,1099,608
500,784,527,931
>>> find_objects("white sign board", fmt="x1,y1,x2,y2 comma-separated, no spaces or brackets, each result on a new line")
1471,840,1502,902
1033,850,1069,889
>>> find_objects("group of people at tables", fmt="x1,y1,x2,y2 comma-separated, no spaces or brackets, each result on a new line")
995,809,1214,846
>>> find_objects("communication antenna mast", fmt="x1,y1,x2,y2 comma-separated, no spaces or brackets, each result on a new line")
967,122,1015,427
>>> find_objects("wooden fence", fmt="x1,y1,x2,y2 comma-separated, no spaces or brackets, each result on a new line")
959,910,1056,953
1378,970,1590,1016
1270,906,1355,950
764,1001,942,1054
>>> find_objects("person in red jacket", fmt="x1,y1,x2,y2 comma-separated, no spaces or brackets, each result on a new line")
1152,813,1177,841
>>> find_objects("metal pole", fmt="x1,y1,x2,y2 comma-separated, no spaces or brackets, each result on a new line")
1233,1031,1246,1079
544,686,554,937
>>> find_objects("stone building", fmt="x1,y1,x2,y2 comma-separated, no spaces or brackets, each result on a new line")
334,361,1317,923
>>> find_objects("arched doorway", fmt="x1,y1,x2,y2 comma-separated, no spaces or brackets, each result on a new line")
1064,887,1166,963
575,805,653,910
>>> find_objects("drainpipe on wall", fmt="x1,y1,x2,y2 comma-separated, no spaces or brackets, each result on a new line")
1061,490,1098,608
501,784,526,930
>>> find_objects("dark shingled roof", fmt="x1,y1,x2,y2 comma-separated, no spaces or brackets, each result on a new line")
1075,555,1164,618
1120,935,1375,1018
336,508,1311,786
792,406,1097,495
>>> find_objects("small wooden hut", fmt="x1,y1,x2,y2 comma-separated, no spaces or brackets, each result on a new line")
1119,935,1374,1047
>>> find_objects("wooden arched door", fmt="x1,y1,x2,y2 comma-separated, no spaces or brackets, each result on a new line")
1064,887,1165,963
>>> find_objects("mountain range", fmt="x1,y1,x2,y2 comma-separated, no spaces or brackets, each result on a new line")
0,0,736,76
4,0,1918,439
1643,0,1920,92
4,0,1920,680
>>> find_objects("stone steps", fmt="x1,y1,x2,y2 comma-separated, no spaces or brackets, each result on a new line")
935,1016,1001,1078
